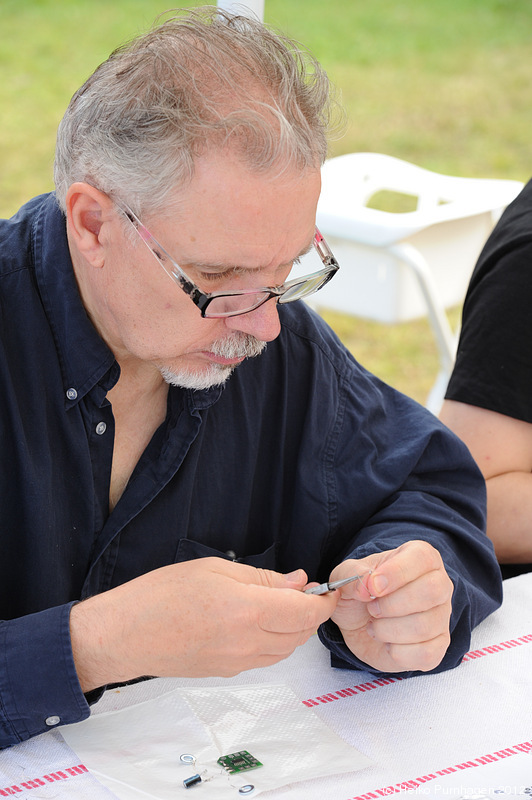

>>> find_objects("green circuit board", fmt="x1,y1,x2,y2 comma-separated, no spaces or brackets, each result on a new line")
217,750,263,774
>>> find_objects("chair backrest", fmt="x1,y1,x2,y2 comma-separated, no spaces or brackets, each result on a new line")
303,153,524,412
316,152,523,245
309,152,523,323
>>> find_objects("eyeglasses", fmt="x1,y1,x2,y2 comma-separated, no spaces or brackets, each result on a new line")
117,201,339,319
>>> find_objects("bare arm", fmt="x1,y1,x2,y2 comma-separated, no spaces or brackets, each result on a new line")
440,399,532,563
69,557,338,692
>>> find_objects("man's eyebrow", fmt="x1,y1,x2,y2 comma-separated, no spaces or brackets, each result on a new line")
180,240,315,273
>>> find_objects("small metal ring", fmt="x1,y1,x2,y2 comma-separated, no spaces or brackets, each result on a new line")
180,753,196,765
238,786,255,795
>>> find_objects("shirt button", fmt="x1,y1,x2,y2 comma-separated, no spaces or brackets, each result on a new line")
66,388,78,400
45,715,61,727
225,550,237,560
95,422,107,435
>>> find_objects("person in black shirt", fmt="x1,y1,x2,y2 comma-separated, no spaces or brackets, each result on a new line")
441,179,532,578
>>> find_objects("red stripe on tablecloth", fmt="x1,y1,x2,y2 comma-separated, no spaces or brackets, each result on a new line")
302,634,532,707
0,764,88,795
349,740,532,800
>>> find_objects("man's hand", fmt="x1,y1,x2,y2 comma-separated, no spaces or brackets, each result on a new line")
329,541,453,673
70,557,338,692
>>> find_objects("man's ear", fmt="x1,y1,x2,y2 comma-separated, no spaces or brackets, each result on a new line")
65,183,115,268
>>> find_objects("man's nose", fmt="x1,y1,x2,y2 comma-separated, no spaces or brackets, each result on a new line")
224,297,282,342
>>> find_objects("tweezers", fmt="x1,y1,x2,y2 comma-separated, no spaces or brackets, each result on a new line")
304,574,365,595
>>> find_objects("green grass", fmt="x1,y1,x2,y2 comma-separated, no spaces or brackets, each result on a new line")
1,0,530,405
265,0,532,179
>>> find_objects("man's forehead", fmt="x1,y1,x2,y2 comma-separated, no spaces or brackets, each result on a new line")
179,147,321,206
177,237,315,274
152,152,320,269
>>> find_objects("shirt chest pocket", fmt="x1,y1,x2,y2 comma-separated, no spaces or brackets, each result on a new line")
175,538,279,569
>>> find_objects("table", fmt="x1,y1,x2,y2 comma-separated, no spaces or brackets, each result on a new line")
1,574,531,799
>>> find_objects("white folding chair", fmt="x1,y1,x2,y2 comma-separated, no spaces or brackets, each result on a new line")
307,153,523,412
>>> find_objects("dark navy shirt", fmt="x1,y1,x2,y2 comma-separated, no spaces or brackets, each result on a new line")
0,194,501,748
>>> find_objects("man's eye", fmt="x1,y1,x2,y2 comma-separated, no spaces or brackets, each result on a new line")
197,266,249,283
197,270,230,283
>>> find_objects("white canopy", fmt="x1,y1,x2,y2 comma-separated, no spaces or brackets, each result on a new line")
216,0,264,20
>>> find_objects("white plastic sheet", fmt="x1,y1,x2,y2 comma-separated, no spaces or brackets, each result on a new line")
62,682,371,798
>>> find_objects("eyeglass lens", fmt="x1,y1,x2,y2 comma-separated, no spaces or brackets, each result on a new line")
202,240,337,317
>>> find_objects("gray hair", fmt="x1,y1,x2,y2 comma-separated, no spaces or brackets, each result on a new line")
54,5,340,216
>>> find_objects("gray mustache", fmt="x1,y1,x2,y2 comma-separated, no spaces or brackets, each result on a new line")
210,333,267,360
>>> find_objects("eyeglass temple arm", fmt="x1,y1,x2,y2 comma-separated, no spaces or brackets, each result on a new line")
314,228,339,270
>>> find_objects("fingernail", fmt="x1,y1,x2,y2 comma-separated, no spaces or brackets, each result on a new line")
366,621,375,639
372,574,388,595
369,599,381,617
284,569,304,582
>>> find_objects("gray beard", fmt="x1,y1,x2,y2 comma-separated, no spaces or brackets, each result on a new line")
158,332,267,391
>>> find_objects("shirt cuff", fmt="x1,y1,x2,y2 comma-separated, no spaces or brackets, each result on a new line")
0,603,90,747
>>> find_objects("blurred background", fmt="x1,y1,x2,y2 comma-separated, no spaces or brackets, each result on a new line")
1,0,530,404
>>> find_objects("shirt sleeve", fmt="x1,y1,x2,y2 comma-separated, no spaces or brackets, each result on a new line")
446,240,532,423
317,364,502,677
0,603,90,747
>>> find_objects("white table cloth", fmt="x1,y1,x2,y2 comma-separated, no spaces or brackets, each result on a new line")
1,573,531,799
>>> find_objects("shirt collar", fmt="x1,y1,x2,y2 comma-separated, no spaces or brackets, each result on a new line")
31,194,224,411
32,194,117,406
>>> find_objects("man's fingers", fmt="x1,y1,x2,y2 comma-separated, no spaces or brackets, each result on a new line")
330,543,454,674
366,541,447,598
256,583,338,634
366,603,451,644
366,568,453,619
208,557,309,591
341,625,451,674
331,541,449,602
380,633,452,673
206,557,338,634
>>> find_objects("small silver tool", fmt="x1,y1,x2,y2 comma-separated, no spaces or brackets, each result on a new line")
304,574,365,595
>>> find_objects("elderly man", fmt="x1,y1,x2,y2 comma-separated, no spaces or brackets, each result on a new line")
0,7,500,748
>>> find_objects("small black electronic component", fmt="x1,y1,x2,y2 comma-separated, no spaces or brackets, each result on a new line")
217,751,263,774
183,773,202,788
